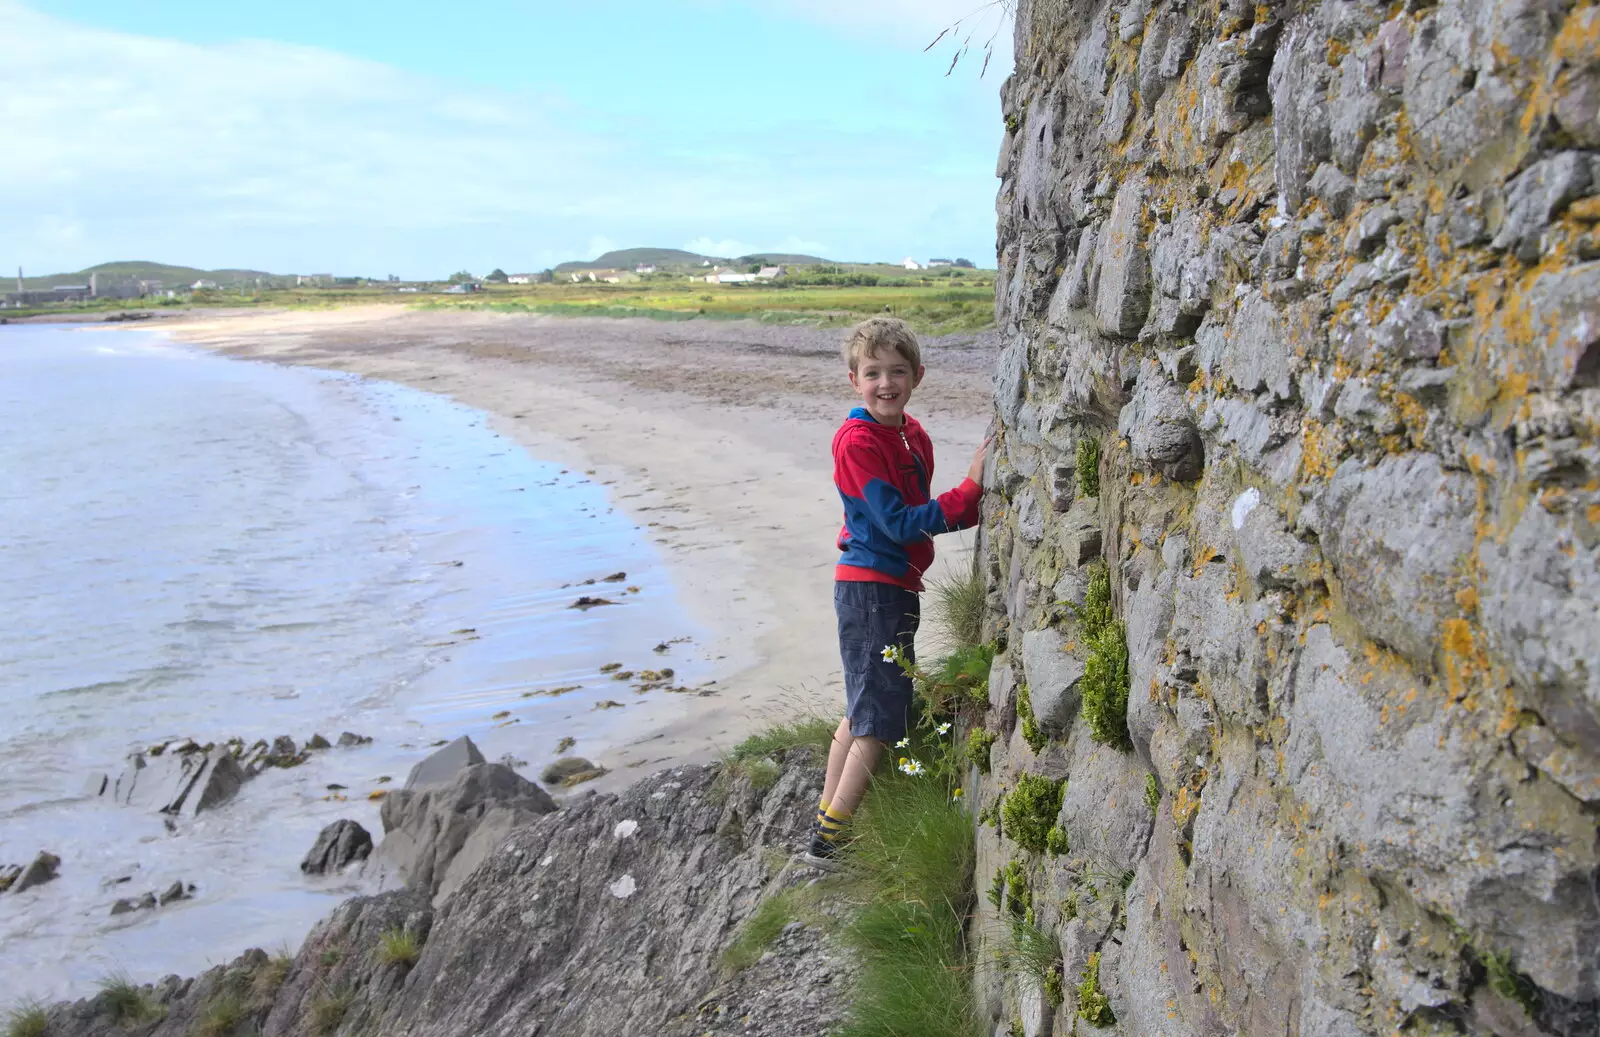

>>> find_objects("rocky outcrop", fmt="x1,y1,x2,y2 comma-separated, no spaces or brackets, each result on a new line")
978,1,1600,1035
30,755,850,1037
368,761,558,904
300,820,373,876
85,731,369,817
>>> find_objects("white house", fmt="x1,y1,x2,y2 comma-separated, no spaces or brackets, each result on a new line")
635,264,656,274
507,273,537,284
754,266,784,280
716,271,756,283
192,279,219,290
927,258,953,267
901,258,921,270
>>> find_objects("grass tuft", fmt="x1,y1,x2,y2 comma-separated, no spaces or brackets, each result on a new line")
194,992,244,1037
722,892,799,972
97,975,160,1027
251,951,292,1003
727,717,837,763
1001,919,1064,1006
1075,437,1101,499
376,926,421,967
308,986,353,1037
4,1002,48,1037
1000,773,1064,854
1144,773,1160,813
927,568,988,653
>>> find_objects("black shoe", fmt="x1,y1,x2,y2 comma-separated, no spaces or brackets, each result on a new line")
801,831,844,873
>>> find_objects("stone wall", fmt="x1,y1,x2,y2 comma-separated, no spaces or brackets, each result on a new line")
972,1,1600,1035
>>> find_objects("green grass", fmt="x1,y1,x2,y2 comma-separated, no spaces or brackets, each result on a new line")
1000,774,1065,854
1144,774,1160,813
376,926,421,967
727,717,837,763
837,760,981,1037
415,279,996,333
194,992,244,1037
97,974,161,1027
1002,919,1064,1006
308,986,354,1037
722,892,801,971
4,1002,48,1037
1075,438,1101,499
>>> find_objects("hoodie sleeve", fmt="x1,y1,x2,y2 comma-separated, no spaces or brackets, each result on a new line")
836,430,980,544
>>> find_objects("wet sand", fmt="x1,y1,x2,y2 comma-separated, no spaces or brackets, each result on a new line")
164,306,999,783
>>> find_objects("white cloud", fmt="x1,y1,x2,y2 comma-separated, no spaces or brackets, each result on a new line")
0,1,1003,277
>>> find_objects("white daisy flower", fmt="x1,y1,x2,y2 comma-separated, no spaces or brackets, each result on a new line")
902,758,925,776
880,645,900,664
936,722,952,736
895,737,910,749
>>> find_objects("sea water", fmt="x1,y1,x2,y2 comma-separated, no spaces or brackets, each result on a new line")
0,324,707,999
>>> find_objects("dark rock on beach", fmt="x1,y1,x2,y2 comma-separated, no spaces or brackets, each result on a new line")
539,756,605,786
370,760,557,904
3,851,61,894
301,820,374,876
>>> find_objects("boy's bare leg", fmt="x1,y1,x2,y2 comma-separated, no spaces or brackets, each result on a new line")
820,717,853,807
828,735,884,818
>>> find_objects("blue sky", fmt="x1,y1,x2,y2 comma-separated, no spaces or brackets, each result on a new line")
2,0,1012,279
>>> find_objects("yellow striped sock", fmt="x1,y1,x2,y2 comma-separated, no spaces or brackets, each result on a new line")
819,805,851,843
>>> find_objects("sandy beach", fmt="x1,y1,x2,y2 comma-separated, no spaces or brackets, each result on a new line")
164,305,998,781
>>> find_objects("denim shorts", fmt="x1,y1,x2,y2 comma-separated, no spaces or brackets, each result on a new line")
836,580,920,744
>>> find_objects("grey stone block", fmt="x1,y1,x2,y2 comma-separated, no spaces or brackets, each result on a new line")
1093,179,1151,337
1479,497,1600,744
1320,454,1476,665
1118,360,1204,481
1491,151,1593,262
1021,627,1085,736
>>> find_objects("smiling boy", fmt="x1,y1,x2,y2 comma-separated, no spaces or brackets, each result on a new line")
804,316,986,870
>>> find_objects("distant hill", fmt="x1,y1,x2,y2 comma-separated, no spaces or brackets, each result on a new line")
733,253,830,266
13,261,286,290
554,248,714,272
553,247,834,272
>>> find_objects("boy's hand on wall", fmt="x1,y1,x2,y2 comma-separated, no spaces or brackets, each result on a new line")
967,437,990,486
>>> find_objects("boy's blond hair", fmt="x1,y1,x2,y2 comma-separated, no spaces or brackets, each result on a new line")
842,316,922,372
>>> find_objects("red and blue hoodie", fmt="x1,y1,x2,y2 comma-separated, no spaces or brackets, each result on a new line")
833,406,982,592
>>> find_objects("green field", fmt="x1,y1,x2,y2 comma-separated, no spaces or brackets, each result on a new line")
2,271,998,334
421,277,996,333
